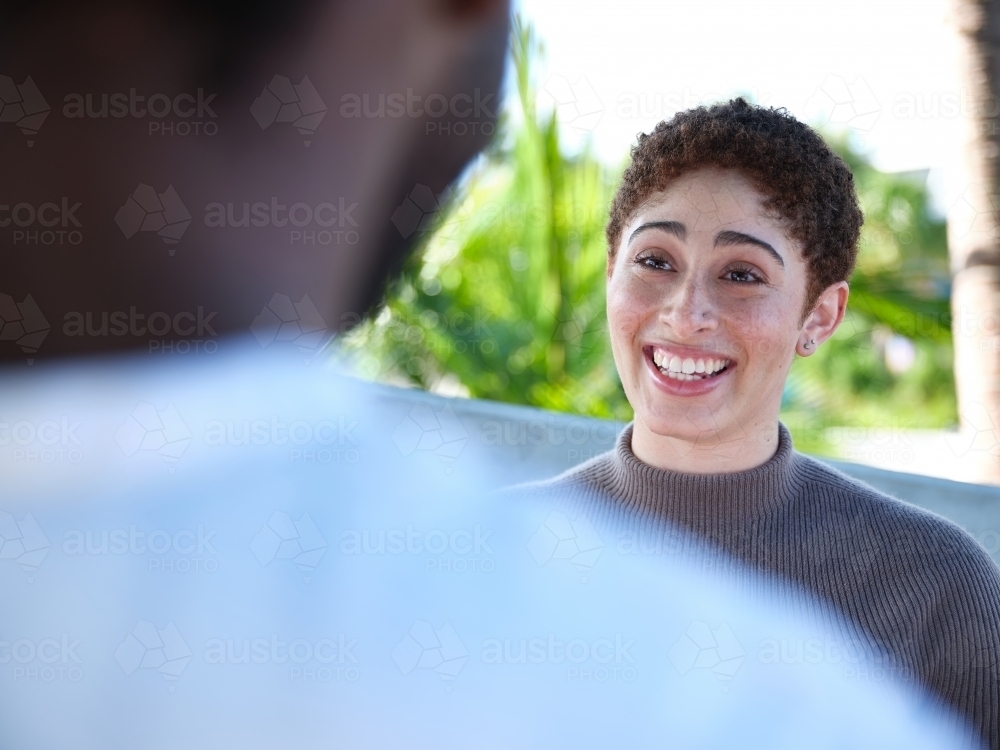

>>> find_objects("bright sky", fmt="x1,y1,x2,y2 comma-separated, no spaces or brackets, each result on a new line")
517,0,966,210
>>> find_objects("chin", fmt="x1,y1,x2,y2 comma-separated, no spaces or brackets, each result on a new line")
635,395,732,440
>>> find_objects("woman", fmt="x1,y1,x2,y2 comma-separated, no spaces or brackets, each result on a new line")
531,98,1000,746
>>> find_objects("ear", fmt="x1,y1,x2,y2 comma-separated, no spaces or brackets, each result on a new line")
796,281,849,356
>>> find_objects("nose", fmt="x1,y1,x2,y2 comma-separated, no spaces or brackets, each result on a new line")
658,272,718,337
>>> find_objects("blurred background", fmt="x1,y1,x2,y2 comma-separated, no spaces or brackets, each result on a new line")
337,0,995,484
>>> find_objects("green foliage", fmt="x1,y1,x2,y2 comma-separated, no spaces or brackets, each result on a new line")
340,19,631,420
341,20,957,452
783,139,956,455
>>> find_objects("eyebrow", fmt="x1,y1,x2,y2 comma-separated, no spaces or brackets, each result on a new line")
628,221,786,269
715,230,785,268
628,220,686,244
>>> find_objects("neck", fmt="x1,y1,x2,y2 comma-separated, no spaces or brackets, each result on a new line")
630,415,781,474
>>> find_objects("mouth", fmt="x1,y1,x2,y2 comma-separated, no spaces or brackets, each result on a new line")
645,345,734,382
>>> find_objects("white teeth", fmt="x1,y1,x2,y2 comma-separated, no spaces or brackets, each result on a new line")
651,347,731,380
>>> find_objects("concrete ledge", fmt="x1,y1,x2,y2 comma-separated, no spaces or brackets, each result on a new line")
376,382,1000,564
823,459,1000,561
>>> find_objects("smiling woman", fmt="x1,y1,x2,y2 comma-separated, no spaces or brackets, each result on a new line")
605,98,862,474
609,166,848,473
520,99,1000,748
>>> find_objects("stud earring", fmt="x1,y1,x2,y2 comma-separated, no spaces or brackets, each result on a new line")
803,339,815,350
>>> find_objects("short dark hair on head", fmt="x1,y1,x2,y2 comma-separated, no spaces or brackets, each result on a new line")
606,97,863,312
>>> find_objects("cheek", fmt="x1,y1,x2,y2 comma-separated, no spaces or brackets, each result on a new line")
607,271,661,330
606,277,649,352
720,296,798,364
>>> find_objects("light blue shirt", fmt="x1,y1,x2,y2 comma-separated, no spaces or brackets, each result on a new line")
0,337,979,748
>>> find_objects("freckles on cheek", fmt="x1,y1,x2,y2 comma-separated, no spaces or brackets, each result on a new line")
608,273,660,327
729,309,792,363
727,305,773,336
607,297,643,342
714,296,784,359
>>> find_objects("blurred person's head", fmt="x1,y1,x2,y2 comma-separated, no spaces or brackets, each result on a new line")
0,0,509,360
604,98,862,468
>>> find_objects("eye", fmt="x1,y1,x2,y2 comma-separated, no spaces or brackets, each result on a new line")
635,253,673,272
723,263,766,285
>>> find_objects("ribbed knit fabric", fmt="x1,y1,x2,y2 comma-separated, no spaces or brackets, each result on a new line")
519,422,1000,749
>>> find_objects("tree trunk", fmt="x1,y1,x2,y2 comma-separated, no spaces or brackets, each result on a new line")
948,0,1000,483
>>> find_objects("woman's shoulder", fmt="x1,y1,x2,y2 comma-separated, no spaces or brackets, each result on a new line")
790,451,1000,581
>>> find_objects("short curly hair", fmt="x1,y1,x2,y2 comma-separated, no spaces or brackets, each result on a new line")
607,98,863,313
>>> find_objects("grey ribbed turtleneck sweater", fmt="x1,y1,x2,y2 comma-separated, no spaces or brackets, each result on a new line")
522,422,1000,748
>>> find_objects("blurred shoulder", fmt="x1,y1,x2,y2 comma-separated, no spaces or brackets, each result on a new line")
498,447,617,501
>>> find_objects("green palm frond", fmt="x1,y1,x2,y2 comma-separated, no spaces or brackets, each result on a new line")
341,27,956,441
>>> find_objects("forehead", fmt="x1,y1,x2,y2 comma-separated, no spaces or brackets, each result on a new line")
628,167,779,234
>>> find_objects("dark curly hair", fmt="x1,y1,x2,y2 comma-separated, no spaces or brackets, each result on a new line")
607,98,863,314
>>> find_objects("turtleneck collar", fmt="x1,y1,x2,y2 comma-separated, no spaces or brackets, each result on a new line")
600,421,801,534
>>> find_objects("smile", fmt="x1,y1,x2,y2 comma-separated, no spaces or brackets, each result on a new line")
650,347,732,382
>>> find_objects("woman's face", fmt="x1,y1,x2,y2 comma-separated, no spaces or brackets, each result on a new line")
607,167,826,444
